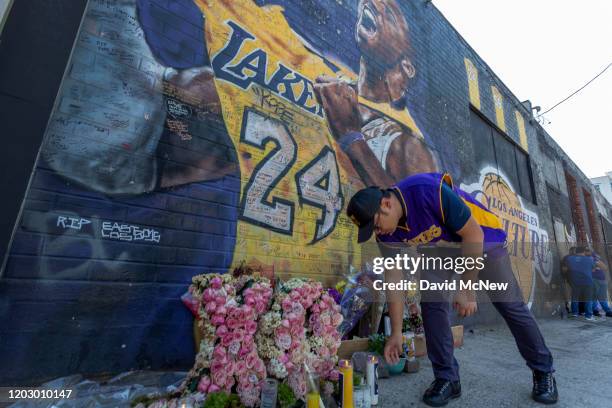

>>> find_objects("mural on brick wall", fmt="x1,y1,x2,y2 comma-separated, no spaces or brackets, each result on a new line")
31,0,443,284
1,0,562,383
0,0,448,382
461,168,553,305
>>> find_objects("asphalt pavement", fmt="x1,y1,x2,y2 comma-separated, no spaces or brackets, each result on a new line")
378,316,612,407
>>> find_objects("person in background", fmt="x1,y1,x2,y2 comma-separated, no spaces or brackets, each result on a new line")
588,249,612,317
564,247,596,321
560,247,575,315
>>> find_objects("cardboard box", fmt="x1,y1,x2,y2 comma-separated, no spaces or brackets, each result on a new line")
337,337,370,360
337,325,464,360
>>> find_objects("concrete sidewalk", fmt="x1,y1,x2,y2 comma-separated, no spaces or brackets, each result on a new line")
378,316,612,407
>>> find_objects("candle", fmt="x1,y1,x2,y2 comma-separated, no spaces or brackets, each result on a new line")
260,378,278,408
306,392,320,408
338,359,354,408
366,355,379,405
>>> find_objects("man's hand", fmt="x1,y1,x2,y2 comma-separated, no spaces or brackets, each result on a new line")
313,75,361,139
384,333,404,365
453,289,477,318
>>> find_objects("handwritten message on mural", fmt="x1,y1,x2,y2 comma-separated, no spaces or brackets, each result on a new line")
56,215,161,243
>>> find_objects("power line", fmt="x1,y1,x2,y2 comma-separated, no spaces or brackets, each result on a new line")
538,62,612,117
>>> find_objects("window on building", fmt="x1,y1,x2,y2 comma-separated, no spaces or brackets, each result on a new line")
469,108,536,203
594,184,600,192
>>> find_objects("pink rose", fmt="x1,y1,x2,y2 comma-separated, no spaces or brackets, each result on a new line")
213,345,227,359
204,302,217,314
225,360,236,374
197,376,211,393
325,326,339,338
245,352,259,369
245,320,257,334
321,314,331,326
282,298,292,311
211,370,227,388
290,324,302,337
220,333,232,347
211,315,225,326
208,384,221,393
224,376,235,392
226,318,240,330
210,277,222,289
242,305,254,317
211,361,225,373
228,307,239,320
203,290,214,303
216,325,228,337
236,359,247,373
255,360,266,375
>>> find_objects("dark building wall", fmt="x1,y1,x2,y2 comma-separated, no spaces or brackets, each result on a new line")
1,0,610,385
0,0,88,266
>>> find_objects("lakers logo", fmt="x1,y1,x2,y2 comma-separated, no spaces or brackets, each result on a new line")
404,224,442,246
461,167,552,305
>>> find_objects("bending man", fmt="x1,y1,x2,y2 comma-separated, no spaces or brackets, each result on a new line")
346,172,558,406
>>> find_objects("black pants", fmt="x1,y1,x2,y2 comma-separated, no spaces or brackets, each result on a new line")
419,250,554,381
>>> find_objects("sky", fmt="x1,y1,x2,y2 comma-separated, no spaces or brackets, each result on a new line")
433,0,612,179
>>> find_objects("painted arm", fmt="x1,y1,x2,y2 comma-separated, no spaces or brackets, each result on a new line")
313,76,395,188
157,67,238,188
385,134,439,180
138,0,238,189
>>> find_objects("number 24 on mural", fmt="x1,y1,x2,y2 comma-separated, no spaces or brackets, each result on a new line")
239,109,343,244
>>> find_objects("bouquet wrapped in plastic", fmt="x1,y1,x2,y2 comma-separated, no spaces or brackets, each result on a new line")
337,265,381,338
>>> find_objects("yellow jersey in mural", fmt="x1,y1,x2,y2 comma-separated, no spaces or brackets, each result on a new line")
195,0,364,281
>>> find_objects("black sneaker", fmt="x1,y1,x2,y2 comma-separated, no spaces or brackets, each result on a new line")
532,370,558,404
422,378,461,407
606,311,612,317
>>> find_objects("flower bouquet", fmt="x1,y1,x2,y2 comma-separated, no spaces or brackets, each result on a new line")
137,274,343,407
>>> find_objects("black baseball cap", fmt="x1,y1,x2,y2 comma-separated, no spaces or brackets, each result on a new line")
347,186,384,243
